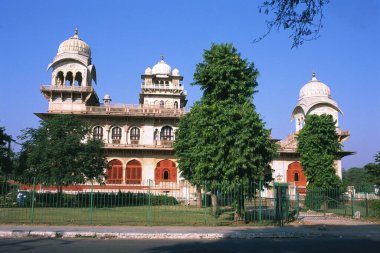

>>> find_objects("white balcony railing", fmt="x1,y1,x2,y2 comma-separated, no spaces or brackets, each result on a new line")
40,85,93,92
141,83,185,91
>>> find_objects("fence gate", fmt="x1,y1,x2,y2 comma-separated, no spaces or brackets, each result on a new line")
274,183,289,226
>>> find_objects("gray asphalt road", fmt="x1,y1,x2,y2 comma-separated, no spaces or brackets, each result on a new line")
0,238,379,253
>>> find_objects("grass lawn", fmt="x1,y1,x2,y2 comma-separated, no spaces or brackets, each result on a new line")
0,205,280,226
0,206,222,226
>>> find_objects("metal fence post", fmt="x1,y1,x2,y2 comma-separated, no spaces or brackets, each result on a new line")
30,177,36,224
351,187,356,219
89,180,94,225
258,180,262,223
365,192,369,218
147,179,152,226
296,187,300,218
203,182,207,225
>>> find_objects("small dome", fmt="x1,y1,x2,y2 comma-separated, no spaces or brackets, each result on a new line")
145,67,152,75
299,72,331,98
152,56,171,75
172,68,180,76
103,94,111,100
57,28,91,57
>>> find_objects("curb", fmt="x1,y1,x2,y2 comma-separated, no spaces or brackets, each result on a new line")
0,230,324,240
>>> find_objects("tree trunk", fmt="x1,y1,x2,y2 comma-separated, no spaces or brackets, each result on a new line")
196,185,202,208
211,192,218,215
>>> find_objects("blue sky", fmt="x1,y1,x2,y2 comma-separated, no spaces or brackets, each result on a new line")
0,0,379,169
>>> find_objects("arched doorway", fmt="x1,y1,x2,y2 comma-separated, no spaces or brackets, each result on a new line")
155,159,177,184
126,159,142,184
287,161,307,192
106,159,123,184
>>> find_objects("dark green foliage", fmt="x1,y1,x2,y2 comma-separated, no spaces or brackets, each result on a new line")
368,200,380,218
6,191,178,208
19,115,107,187
0,126,13,174
174,43,277,192
342,167,374,191
365,151,380,188
257,0,330,48
193,43,258,105
297,114,342,190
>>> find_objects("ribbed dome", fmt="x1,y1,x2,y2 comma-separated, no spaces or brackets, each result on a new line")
299,73,331,98
152,57,171,75
57,29,91,57
145,67,152,75
172,68,180,76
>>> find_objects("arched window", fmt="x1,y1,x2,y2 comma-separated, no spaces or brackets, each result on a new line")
65,72,73,86
294,172,299,182
112,127,122,144
56,71,64,85
126,160,142,184
163,170,169,180
130,127,140,144
106,159,123,184
74,72,82,86
174,101,178,109
160,100,164,108
93,126,103,140
160,126,173,141
155,160,177,184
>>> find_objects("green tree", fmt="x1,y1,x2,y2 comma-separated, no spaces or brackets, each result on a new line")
342,167,373,191
297,114,342,190
174,43,277,217
256,0,330,48
0,126,13,175
20,115,107,193
365,151,380,189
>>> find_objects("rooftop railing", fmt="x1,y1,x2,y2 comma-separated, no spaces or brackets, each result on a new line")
40,85,94,92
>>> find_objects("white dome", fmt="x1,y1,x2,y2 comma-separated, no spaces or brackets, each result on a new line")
57,29,91,57
172,68,180,76
299,73,331,98
145,67,152,75
152,57,171,75
103,94,111,100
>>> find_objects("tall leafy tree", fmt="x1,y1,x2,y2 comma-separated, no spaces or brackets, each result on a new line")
365,151,380,189
297,114,342,189
20,115,107,192
342,167,373,191
0,126,13,175
174,43,277,216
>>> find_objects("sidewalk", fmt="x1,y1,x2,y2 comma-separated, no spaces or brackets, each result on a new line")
0,221,379,240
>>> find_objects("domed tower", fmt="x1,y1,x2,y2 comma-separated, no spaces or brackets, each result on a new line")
291,72,343,132
41,29,99,112
140,56,187,109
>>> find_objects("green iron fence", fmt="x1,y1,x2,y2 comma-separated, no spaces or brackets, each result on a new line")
0,177,379,226
288,186,380,220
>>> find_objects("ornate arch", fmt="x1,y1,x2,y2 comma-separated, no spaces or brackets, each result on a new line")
155,159,177,184
106,159,123,184
126,159,142,184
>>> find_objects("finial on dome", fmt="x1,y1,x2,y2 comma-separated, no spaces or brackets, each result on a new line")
161,54,164,61
75,28,78,35
311,71,317,81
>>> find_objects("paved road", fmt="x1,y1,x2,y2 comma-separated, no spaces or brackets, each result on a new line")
0,238,379,253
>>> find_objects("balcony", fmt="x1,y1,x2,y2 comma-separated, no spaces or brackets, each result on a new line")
141,83,185,91
85,104,187,117
40,84,94,92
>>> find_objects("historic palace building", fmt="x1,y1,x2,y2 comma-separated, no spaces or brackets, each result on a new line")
37,30,351,194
